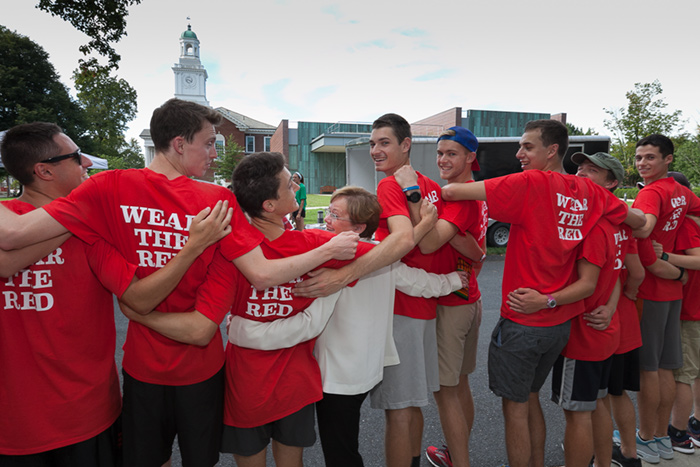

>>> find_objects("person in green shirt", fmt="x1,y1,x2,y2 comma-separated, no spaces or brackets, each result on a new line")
292,171,307,230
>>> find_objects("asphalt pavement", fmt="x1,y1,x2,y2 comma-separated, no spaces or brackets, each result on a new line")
113,257,698,466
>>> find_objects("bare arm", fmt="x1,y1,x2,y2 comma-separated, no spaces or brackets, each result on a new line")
448,232,485,262
0,204,68,250
632,212,656,238
233,230,360,290
119,202,233,314
293,215,416,298
0,233,70,277
622,253,645,300
661,247,700,270
506,259,600,314
583,278,620,330
120,302,219,346
441,181,487,202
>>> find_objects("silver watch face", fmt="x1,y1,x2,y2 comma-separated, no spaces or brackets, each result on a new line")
547,298,556,308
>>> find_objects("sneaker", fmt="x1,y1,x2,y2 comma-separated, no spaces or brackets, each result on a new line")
689,416,700,448
426,445,452,467
612,444,642,467
654,435,674,460
613,429,622,446
636,431,660,464
668,425,695,454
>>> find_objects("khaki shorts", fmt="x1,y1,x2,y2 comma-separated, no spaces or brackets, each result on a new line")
436,300,482,387
674,320,700,385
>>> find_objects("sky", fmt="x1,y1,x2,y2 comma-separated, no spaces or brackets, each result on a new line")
2,0,699,151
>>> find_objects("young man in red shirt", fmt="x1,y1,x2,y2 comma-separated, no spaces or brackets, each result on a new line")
393,126,487,467
0,122,231,466
442,120,646,467
631,135,700,462
366,113,444,467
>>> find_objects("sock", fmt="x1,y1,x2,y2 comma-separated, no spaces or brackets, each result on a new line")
690,415,700,431
668,424,686,438
411,455,421,467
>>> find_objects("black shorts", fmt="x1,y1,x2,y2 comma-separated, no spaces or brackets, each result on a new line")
551,355,613,411
0,417,122,467
608,349,640,396
121,367,224,467
221,403,316,457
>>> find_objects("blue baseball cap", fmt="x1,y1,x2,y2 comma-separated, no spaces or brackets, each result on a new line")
438,126,480,171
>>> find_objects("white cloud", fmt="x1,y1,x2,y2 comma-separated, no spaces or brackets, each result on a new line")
2,0,699,153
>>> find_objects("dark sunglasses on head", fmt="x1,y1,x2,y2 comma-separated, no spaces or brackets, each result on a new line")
40,149,82,164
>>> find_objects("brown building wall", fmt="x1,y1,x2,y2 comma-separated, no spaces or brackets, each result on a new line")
411,107,462,136
271,120,288,155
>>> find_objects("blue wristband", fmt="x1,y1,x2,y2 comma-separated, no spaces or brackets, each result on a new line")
401,185,420,193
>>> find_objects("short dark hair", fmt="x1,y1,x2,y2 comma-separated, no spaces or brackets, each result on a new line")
524,119,569,158
232,152,286,218
331,186,382,239
150,98,222,152
0,122,63,185
372,113,412,151
636,134,674,157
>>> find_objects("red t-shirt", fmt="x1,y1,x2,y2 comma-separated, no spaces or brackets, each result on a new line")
375,172,443,320
434,189,488,306
43,169,263,385
563,220,621,361
484,171,628,326
615,234,642,354
675,220,700,321
224,229,373,428
0,200,136,455
633,177,700,301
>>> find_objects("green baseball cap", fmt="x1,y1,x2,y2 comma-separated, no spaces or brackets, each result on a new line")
571,152,624,184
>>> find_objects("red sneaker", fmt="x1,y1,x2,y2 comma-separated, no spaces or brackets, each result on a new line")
426,445,453,467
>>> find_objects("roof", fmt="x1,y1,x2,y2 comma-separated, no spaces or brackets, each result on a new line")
215,107,276,131
181,25,198,40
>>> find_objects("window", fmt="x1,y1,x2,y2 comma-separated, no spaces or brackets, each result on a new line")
264,136,271,152
246,136,255,153
215,134,225,157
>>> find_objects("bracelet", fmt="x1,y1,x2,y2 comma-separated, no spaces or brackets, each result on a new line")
401,185,420,192
661,252,669,261
676,267,685,281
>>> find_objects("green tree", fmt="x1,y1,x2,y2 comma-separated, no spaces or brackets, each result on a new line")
0,26,86,141
604,80,684,185
670,128,700,186
36,0,142,69
72,58,139,164
214,140,245,182
102,138,145,170
566,123,597,136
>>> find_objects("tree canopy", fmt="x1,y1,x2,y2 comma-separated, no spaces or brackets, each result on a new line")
0,25,86,140
36,0,142,69
214,140,245,183
604,80,685,185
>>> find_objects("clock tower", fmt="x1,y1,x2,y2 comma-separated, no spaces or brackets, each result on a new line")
172,23,209,106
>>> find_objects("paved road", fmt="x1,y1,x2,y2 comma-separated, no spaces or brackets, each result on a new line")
113,258,697,466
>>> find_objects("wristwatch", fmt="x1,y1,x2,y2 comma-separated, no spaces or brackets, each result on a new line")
661,252,669,261
406,191,421,203
546,293,557,309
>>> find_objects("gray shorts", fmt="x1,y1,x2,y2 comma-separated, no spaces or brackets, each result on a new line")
488,318,571,403
370,314,439,410
639,299,683,371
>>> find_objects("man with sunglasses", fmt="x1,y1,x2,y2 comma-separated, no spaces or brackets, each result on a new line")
0,122,232,466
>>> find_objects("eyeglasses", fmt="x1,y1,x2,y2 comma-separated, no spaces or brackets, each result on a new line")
40,149,82,164
326,210,352,222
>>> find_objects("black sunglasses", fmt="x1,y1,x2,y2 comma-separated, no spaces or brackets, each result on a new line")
40,149,82,164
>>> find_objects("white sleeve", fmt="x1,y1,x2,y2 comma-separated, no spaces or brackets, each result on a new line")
227,290,341,350
393,262,462,298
